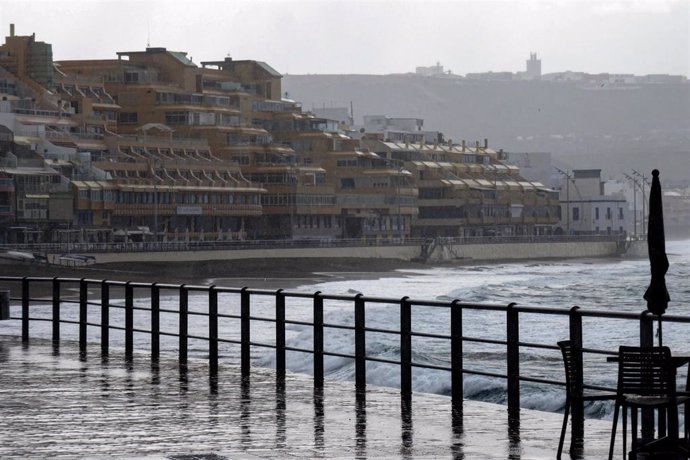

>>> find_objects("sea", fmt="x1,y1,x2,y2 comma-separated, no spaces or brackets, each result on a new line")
3,238,690,422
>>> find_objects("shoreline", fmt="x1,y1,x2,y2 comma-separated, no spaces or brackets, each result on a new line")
0,257,431,291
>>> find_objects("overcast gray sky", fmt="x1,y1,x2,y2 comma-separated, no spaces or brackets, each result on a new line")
1,0,688,76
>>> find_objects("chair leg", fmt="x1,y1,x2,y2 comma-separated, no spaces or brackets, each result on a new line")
610,403,620,460
631,408,638,452
683,402,690,442
558,400,570,460
670,404,680,444
622,406,627,460
659,407,667,438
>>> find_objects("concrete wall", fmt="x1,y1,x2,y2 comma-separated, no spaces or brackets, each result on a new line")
427,240,620,262
90,240,622,265
92,245,422,264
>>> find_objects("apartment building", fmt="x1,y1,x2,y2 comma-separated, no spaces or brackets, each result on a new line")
0,26,563,243
362,137,559,237
57,48,342,240
274,115,418,241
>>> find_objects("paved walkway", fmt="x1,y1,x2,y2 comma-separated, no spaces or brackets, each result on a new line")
0,335,620,459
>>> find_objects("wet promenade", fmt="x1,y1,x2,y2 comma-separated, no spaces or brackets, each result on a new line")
0,335,620,459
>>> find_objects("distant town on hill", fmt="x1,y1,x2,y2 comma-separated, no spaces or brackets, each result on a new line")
283,58,690,183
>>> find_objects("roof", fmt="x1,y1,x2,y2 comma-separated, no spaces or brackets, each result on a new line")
92,102,122,110
137,123,174,133
169,51,196,67
440,179,469,189
255,61,281,77
117,48,197,67
0,166,60,176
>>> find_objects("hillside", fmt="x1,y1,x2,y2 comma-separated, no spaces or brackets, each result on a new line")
283,74,690,181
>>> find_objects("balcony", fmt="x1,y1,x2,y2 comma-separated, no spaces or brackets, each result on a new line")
13,108,71,118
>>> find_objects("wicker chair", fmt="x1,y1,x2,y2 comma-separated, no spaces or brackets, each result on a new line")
557,340,616,459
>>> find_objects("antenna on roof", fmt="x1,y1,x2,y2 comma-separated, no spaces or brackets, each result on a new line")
147,22,150,48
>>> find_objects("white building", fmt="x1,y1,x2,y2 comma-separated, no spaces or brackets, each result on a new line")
356,115,442,144
311,107,353,128
415,62,445,77
557,169,628,235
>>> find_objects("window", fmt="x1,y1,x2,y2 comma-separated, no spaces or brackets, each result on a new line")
606,207,612,220
165,111,188,125
124,71,139,83
118,112,138,123
232,155,250,165
619,208,624,219
595,207,599,220
572,207,580,221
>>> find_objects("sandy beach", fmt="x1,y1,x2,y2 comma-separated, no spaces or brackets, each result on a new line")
0,257,430,291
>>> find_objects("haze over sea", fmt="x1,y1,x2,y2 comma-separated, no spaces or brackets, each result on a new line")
4,239,689,421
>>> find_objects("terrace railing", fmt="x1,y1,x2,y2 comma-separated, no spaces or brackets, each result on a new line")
0,233,625,255
0,275,684,450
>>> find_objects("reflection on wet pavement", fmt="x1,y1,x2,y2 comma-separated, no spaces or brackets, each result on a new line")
0,336,620,459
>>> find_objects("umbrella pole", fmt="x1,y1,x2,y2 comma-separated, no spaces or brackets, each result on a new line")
658,317,663,347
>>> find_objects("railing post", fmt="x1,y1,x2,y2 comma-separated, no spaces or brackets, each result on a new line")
151,283,160,362
568,306,585,451
640,310,654,347
241,287,250,377
125,282,133,359
355,293,366,390
451,299,464,416
51,277,60,344
313,291,324,387
276,289,285,377
640,310,655,440
400,296,412,397
179,285,188,368
100,280,109,356
209,285,218,376
21,277,29,342
506,302,520,419
79,278,88,353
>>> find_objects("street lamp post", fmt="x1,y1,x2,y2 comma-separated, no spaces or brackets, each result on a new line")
623,173,639,239
152,159,160,244
555,167,572,235
632,169,648,239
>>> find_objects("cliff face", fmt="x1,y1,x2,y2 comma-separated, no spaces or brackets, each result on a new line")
284,74,690,180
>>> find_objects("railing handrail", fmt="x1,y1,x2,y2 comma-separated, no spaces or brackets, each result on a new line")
0,233,625,256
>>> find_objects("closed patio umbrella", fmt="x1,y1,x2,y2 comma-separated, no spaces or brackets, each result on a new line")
643,169,670,345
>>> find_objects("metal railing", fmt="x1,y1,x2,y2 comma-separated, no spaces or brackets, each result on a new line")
0,234,625,255
1,275,686,449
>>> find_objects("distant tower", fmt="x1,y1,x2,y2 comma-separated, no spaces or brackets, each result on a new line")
526,52,541,80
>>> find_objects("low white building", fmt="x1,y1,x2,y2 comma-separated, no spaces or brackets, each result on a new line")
355,115,442,144
557,169,628,236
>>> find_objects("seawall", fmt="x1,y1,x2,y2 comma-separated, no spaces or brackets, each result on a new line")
85,240,621,265
427,240,621,262
89,244,422,264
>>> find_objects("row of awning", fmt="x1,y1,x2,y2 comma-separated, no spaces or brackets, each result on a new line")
411,160,519,173
383,141,496,155
71,180,265,193
440,178,550,191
